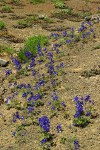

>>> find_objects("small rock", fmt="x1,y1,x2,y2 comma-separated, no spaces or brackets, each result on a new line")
85,16,91,21
0,58,9,67
38,14,47,19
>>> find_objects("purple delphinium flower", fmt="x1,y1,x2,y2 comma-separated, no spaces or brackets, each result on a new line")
86,111,91,116
15,112,20,119
61,101,66,107
48,101,51,106
74,140,80,150
38,79,45,86
18,84,26,89
82,34,86,38
51,79,56,87
12,112,20,122
12,131,16,136
29,57,35,68
56,124,62,133
62,31,67,37
40,138,47,144
60,62,64,68
51,105,55,110
51,91,58,100
74,96,83,118
51,33,59,39
74,96,79,103
24,51,32,58
33,93,41,101
26,84,31,88
86,21,92,26
66,39,72,43
27,94,33,102
32,69,36,76
37,43,44,56
5,69,12,76
28,106,34,113
38,60,42,64
84,95,90,101
11,58,21,70
48,65,57,75
39,116,50,132
22,92,27,98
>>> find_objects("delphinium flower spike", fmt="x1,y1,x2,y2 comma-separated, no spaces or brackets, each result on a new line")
56,124,62,133
74,140,80,150
39,116,50,132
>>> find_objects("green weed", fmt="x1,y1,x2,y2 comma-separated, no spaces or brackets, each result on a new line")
2,5,12,13
81,69,100,78
17,16,38,28
0,44,13,54
52,0,65,9
73,116,90,128
30,0,45,4
11,0,21,5
93,44,100,50
0,20,6,29
17,35,48,62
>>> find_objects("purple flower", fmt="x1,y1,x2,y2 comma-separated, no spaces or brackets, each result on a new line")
26,84,31,88
12,112,20,122
37,43,44,56
28,106,34,113
56,124,62,133
11,58,21,70
40,138,47,144
12,131,16,136
60,62,64,67
27,95,33,102
51,91,58,100
32,94,40,101
62,31,67,37
15,112,20,119
84,95,90,102
82,34,86,38
19,84,26,89
30,57,35,68
5,69,12,76
74,140,80,150
22,92,27,98
66,39,72,43
51,33,59,39
87,21,92,26
32,69,36,76
39,116,50,132
74,96,79,103
24,51,32,58
48,102,51,106
74,96,83,118
51,105,55,110
86,112,91,116
61,101,66,107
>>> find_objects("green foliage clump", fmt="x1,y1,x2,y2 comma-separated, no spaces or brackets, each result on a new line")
17,35,48,62
2,5,12,13
11,0,21,5
0,44,13,54
30,0,45,4
81,69,100,78
52,0,65,9
0,20,6,30
73,116,90,128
